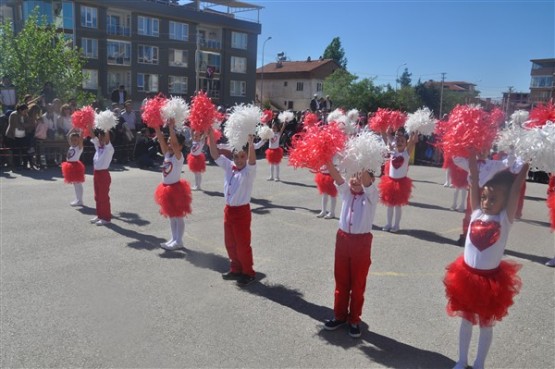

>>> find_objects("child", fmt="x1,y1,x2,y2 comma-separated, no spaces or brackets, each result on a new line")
444,154,528,369
154,119,192,251
207,128,257,287
88,125,115,226
379,129,417,232
263,121,286,181
314,164,337,219
449,160,468,212
322,161,379,338
187,130,206,191
61,129,85,206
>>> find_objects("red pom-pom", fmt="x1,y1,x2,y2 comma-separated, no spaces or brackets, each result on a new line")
261,109,273,124
303,112,319,127
141,93,167,128
288,122,346,170
527,102,555,128
369,108,406,132
189,91,217,132
437,105,499,158
548,193,555,231
212,128,222,142
71,106,95,137
488,107,505,127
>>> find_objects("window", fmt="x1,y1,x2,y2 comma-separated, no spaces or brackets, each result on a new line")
61,2,74,29
82,69,98,90
137,73,159,92
107,40,131,66
107,12,131,36
283,81,288,87
138,16,159,37
531,62,543,70
81,38,98,59
80,5,97,28
138,45,159,65
230,80,246,97
169,21,188,41
169,76,188,94
199,78,220,98
198,28,221,49
107,70,131,95
296,82,304,91
198,51,221,74
531,75,554,88
169,49,188,68
23,1,53,23
316,82,323,92
230,56,247,73
231,32,247,49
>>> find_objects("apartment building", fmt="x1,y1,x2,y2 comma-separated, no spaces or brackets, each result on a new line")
0,0,262,106
529,58,555,106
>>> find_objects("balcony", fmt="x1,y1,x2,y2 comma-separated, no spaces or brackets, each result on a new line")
107,24,131,37
199,37,221,50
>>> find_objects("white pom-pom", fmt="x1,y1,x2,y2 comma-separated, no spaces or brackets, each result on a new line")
94,110,117,132
327,108,345,124
161,96,190,129
405,107,437,136
224,104,262,150
495,125,524,153
278,110,294,123
515,122,555,172
509,110,529,127
339,131,388,178
258,125,274,141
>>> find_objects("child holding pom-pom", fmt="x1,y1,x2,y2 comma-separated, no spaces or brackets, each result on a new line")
254,121,286,181
444,154,528,369
315,163,338,219
61,129,85,206
379,128,417,232
187,130,207,191
154,118,192,251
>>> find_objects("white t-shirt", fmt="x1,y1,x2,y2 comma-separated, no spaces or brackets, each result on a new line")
92,138,114,170
268,132,281,149
464,209,511,270
337,181,379,234
190,140,205,156
216,155,256,206
388,150,410,179
162,152,184,185
66,146,83,162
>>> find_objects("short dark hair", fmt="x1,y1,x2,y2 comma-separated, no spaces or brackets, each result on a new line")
16,104,28,112
484,170,514,192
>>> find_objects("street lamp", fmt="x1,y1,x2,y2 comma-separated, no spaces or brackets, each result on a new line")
395,62,407,91
260,36,272,107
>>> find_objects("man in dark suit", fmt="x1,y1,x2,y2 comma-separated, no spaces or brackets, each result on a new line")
310,94,320,112
111,85,127,106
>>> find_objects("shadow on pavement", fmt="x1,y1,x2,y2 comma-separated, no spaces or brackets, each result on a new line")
279,180,317,189
409,201,451,212
102,222,164,251
403,229,460,246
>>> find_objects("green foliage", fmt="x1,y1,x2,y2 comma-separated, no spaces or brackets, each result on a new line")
323,37,347,69
0,8,92,105
397,68,412,88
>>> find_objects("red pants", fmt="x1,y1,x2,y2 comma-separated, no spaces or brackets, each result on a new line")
224,204,254,277
334,229,373,324
94,169,111,221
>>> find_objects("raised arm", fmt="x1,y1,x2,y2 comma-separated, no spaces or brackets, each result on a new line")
506,163,529,223
167,119,182,161
207,127,220,160
468,154,480,212
407,131,418,153
247,134,256,166
154,125,168,155
326,160,344,185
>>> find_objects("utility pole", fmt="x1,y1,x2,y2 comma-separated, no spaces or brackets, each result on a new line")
439,72,446,118
506,86,514,116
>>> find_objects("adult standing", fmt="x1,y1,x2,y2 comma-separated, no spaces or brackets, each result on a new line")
111,85,127,106
310,94,320,112
0,76,17,114
121,100,138,133
324,95,333,112
5,104,28,169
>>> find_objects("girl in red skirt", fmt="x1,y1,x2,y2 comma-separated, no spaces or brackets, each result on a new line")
315,164,337,219
187,130,206,191
378,129,417,232
448,157,468,212
154,119,192,251
444,155,528,369
264,121,286,181
61,129,85,206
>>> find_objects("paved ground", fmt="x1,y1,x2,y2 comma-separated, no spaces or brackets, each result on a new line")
1,159,554,368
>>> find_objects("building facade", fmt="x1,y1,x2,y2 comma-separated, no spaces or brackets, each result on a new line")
256,58,341,111
0,0,262,106
529,58,555,106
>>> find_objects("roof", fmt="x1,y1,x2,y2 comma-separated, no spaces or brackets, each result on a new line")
256,59,340,74
199,0,263,10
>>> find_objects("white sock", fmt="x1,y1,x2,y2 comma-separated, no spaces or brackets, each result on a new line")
457,318,472,367
453,188,460,208
473,326,493,369
445,169,451,185
321,194,329,213
175,217,185,245
275,164,280,179
270,165,275,178
195,173,202,188
393,206,402,228
74,183,83,202
329,196,337,215
169,217,177,244
386,206,394,227
460,189,467,208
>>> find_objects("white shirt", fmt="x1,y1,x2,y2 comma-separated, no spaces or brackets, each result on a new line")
337,181,379,234
388,150,410,179
58,116,72,134
66,145,83,162
268,132,281,149
162,153,183,185
121,110,137,130
92,138,114,170
216,155,256,206
190,140,205,156
42,112,58,130
464,209,511,270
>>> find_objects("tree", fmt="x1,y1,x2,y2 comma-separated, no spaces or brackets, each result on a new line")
323,68,357,108
0,9,91,104
397,68,412,88
323,37,347,69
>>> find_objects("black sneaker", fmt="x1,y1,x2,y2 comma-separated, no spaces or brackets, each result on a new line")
236,274,255,287
221,271,242,280
348,324,361,338
323,319,346,331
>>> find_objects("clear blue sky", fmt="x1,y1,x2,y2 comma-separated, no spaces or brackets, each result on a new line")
201,0,554,99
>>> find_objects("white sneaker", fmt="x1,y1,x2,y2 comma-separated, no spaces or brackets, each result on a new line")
443,182,450,187
90,217,99,223
95,219,111,226
390,226,399,233
457,206,465,212
161,241,184,251
452,362,468,369
324,213,335,219
545,258,555,267
267,177,274,181
70,200,83,206
274,178,280,182
450,205,457,211
382,225,391,231
316,211,326,218
191,186,199,191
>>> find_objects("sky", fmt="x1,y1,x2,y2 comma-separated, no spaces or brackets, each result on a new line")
196,0,554,99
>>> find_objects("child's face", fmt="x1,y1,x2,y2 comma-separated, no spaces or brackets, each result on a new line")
395,135,407,151
167,138,182,154
193,131,202,141
233,150,247,170
349,175,363,193
70,136,79,146
481,185,508,215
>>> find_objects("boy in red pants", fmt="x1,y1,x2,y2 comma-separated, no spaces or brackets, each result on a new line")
323,161,379,338
88,126,114,226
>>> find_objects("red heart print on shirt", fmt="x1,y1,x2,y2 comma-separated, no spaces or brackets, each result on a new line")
469,220,500,251
391,155,404,169
162,161,173,177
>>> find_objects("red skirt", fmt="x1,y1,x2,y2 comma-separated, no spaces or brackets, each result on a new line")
187,153,206,173
61,161,85,184
314,172,337,197
547,193,555,231
265,147,283,164
442,155,453,169
449,164,468,189
379,175,413,206
444,255,522,326
154,179,192,218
